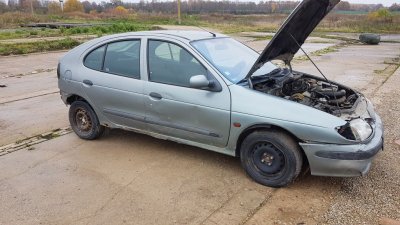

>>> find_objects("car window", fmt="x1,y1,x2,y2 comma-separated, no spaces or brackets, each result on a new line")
148,40,207,87
84,45,105,71
103,40,141,79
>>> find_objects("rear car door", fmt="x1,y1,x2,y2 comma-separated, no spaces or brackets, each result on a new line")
79,38,147,130
144,39,231,148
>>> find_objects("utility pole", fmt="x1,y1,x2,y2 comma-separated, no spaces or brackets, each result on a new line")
59,0,64,12
30,0,33,15
177,0,181,25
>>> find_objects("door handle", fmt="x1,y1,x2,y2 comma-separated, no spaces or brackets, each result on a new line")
83,79,93,86
149,92,162,100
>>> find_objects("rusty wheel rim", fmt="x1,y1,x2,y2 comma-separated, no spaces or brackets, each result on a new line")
75,107,92,132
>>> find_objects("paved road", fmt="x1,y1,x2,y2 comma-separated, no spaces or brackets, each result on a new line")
0,38,399,224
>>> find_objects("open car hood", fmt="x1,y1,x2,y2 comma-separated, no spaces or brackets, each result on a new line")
246,0,340,79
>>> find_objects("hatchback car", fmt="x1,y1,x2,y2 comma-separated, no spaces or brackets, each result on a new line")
58,0,383,187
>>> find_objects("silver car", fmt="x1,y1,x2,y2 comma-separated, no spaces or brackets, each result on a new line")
58,0,383,187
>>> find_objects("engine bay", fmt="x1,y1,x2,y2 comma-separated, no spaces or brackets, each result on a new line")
251,68,360,117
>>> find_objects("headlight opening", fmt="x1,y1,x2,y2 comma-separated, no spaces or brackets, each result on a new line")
337,118,373,141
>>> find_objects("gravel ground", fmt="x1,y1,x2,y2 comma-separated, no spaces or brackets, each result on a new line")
323,67,400,225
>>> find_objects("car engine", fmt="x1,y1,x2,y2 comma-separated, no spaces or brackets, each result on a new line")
251,68,360,116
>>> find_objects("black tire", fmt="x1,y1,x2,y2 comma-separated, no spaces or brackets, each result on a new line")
69,100,104,140
240,130,303,187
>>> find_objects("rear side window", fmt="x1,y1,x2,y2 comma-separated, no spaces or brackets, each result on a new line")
83,40,141,79
84,45,105,71
103,40,141,79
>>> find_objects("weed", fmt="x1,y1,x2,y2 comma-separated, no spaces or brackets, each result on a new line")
29,30,38,36
0,38,80,56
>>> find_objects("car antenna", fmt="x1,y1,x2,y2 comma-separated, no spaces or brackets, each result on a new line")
287,32,342,116
197,26,216,37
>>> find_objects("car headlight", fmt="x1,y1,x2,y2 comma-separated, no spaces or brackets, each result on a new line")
349,118,372,141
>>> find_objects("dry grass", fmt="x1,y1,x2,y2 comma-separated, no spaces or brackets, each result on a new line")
0,12,52,29
317,13,400,33
1,11,399,34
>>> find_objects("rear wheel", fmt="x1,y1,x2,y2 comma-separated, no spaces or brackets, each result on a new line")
69,100,104,140
240,130,302,187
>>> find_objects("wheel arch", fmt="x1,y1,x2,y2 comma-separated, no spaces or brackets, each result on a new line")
235,124,303,157
66,94,88,105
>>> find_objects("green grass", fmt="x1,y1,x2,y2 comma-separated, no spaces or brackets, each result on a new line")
0,38,80,55
0,28,60,40
0,22,155,55
60,23,153,36
0,23,154,41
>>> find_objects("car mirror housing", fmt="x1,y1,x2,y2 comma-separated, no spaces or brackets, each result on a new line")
189,75,210,89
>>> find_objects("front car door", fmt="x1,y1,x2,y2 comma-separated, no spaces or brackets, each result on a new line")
143,38,231,148
79,38,147,130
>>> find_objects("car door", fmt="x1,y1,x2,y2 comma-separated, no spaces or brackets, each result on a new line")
79,38,147,130
144,39,231,148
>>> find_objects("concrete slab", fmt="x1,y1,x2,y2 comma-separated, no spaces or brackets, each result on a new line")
0,130,272,225
293,43,400,92
0,72,58,104
0,51,65,77
0,93,68,146
244,40,337,57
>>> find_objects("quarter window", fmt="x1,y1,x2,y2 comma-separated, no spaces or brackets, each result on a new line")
84,45,105,71
148,40,207,87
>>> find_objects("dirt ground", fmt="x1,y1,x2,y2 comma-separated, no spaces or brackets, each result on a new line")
0,34,399,225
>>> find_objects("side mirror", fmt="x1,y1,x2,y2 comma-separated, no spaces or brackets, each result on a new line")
189,75,210,89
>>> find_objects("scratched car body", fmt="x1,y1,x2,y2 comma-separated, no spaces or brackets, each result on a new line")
58,0,384,187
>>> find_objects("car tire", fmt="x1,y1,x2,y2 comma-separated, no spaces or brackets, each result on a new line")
69,100,104,140
240,130,303,187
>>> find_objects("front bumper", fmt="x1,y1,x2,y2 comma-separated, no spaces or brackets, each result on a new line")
300,114,383,177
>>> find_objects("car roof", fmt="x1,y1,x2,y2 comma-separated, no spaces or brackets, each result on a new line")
104,30,227,42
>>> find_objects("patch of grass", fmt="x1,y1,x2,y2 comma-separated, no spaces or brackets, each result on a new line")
294,43,347,62
242,35,274,41
0,22,152,41
62,23,152,36
0,38,80,56
374,57,400,75
0,28,62,40
312,46,340,56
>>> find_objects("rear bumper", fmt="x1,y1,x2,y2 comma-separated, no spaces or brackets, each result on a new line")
60,90,70,105
300,114,383,177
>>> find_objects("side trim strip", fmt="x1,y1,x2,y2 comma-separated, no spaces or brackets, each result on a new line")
103,108,221,138
103,108,146,122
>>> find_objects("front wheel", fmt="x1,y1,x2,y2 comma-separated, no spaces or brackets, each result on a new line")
240,130,303,187
69,100,104,140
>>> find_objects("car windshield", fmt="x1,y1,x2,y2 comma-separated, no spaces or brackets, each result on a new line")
191,37,277,83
